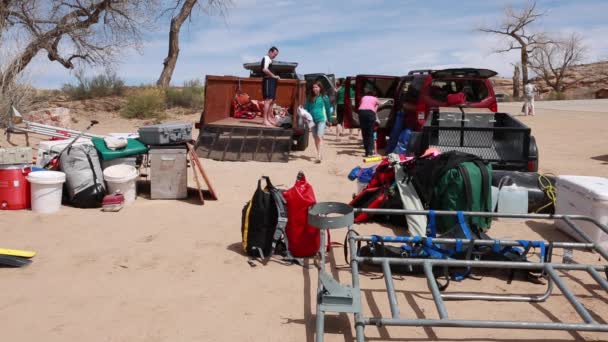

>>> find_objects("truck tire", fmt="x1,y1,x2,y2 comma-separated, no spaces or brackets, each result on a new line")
293,126,310,151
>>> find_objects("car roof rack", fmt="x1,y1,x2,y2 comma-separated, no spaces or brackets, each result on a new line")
408,69,434,75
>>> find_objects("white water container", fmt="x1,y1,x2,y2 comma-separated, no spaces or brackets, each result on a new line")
27,171,66,214
555,176,608,248
103,165,139,205
497,183,528,214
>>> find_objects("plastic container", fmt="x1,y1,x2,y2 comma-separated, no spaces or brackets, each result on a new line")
27,171,66,214
497,184,529,214
554,176,608,248
137,122,192,145
0,164,32,210
101,156,137,170
491,185,499,212
103,165,139,205
0,147,32,165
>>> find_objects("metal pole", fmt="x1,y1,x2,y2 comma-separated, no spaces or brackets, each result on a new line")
315,227,327,342
381,260,400,319
423,262,449,319
545,265,595,324
442,280,553,303
587,267,608,292
348,227,366,342
363,318,608,331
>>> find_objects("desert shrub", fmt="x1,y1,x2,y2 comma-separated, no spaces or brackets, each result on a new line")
546,91,566,101
165,79,204,109
62,70,125,100
121,87,166,119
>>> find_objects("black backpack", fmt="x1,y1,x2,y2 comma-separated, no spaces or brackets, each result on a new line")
241,176,295,263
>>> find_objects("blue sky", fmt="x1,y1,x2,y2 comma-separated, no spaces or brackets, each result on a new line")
27,0,608,88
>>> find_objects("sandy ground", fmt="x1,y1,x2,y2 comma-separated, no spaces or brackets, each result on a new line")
1,101,607,342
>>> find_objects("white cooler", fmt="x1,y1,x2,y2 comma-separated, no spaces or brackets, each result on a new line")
554,176,608,249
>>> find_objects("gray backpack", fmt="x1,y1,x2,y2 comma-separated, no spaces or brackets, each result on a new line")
59,144,106,208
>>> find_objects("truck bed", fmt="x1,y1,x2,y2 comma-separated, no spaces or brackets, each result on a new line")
211,117,278,128
420,111,533,171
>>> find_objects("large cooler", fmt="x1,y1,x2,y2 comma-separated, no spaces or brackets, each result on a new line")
0,147,32,165
149,146,188,199
554,176,608,249
138,122,192,145
0,164,32,210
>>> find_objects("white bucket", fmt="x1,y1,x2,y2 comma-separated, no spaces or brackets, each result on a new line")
27,171,66,214
103,165,138,205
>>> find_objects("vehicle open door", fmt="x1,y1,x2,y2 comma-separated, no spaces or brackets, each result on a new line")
343,75,399,130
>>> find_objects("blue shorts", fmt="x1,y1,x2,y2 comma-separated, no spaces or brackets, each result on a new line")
262,78,277,100
312,121,326,138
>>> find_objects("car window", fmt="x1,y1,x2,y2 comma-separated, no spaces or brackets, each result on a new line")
361,78,398,98
429,79,489,102
399,77,423,103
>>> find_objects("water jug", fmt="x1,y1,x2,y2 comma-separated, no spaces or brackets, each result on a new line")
497,183,529,214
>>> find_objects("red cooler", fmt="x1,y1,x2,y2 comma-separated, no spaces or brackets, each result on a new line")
0,165,32,210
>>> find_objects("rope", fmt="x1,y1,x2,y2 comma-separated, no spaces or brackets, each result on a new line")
535,173,557,213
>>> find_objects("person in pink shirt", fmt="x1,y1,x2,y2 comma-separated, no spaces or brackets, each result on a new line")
358,90,380,157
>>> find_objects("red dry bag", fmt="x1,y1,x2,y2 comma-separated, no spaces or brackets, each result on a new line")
283,172,322,257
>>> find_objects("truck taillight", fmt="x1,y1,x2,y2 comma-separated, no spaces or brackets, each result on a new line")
294,129,304,135
195,122,201,129
416,104,427,127
527,159,538,172
490,102,498,112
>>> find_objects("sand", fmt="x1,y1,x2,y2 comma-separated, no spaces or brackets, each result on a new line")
0,100,607,341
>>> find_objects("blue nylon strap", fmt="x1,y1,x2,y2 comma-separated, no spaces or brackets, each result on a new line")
371,235,379,243
427,210,437,238
412,236,422,243
455,239,464,253
493,240,501,254
457,211,473,239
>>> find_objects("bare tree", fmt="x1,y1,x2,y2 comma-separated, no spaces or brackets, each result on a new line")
0,0,154,95
479,1,550,86
157,0,230,88
512,63,521,98
529,33,587,93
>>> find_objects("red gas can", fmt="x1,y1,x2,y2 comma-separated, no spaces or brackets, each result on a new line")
0,165,32,210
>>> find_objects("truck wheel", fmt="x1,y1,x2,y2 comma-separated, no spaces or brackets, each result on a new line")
293,127,310,151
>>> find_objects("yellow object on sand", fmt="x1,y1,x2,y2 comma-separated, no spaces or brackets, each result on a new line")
363,156,383,163
0,248,36,258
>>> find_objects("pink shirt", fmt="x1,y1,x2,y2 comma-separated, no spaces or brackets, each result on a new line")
359,96,379,112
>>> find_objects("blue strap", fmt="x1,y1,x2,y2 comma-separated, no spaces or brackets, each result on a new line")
457,212,473,239
427,210,437,238
516,240,546,260
493,240,501,254
455,239,464,253
371,235,379,243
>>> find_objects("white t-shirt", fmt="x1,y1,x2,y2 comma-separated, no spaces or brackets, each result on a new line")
524,83,535,97
262,55,272,70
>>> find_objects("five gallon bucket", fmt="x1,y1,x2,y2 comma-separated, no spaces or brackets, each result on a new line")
27,171,66,214
103,165,138,205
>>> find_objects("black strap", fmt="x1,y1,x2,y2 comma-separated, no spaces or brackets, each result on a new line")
473,160,491,214
458,164,473,214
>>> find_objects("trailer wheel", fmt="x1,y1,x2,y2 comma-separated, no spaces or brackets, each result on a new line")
293,126,310,151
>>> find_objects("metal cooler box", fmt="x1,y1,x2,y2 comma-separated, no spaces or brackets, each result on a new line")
149,146,188,199
138,122,192,145
0,147,32,165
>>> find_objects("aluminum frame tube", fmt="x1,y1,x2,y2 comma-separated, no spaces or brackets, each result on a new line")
587,267,608,291
544,265,595,324
362,318,608,331
381,260,400,318
348,228,366,342
423,262,449,319
442,280,554,303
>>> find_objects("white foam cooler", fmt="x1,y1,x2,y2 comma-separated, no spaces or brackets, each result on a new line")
554,176,608,249
36,138,93,167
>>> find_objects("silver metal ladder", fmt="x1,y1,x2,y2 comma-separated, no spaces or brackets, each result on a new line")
309,203,608,342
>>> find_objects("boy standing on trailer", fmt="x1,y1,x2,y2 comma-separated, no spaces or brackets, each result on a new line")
261,46,280,127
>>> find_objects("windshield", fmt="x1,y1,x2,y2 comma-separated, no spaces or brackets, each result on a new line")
429,79,489,102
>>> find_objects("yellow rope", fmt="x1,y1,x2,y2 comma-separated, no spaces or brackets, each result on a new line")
535,173,557,213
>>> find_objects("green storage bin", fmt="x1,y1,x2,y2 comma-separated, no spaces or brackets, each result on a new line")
91,137,148,161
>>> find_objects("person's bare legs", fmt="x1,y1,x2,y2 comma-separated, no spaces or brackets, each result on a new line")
314,135,322,162
263,99,276,126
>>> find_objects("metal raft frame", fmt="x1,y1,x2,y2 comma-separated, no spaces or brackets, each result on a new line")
308,203,608,342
